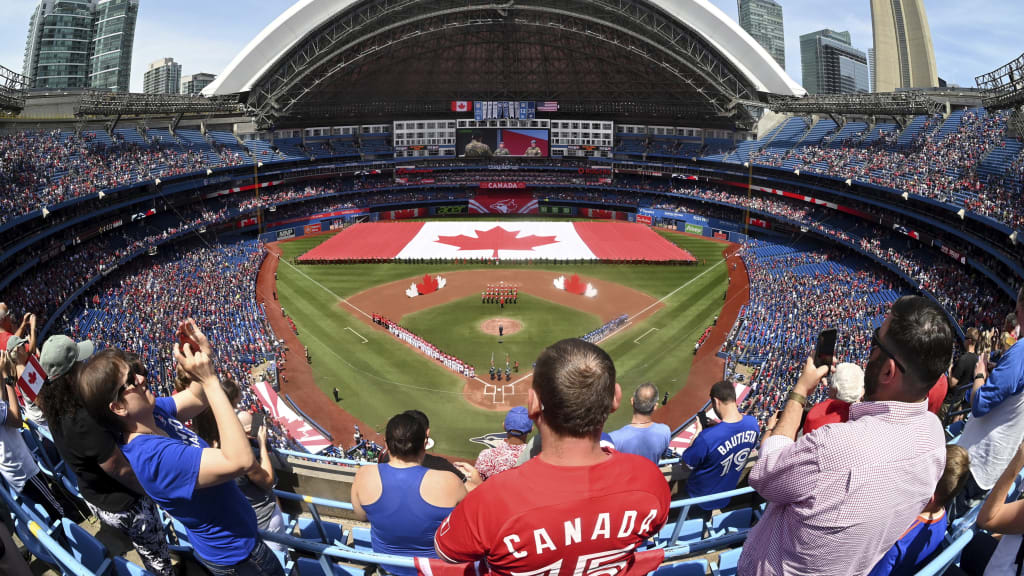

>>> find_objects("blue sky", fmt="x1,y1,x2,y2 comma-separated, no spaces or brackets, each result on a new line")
0,0,1021,92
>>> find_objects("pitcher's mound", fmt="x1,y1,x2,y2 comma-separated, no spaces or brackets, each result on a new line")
481,318,523,336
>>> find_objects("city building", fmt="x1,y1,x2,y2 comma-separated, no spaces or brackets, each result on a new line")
800,29,869,94
737,0,785,70
181,72,216,96
22,0,138,91
143,57,182,94
870,0,938,92
88,0,138,92
23,0,97,90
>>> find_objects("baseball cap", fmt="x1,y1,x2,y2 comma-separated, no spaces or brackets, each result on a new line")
6,335,28,354
40,335,94,379
504,406,533,436
831,362,865,404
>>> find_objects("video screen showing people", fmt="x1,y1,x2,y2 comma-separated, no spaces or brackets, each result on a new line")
456,128,549,158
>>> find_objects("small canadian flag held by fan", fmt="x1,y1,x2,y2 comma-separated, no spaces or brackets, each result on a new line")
17,356,47,403
450,101,472,112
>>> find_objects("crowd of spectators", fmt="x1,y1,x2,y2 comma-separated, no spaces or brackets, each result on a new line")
0,130,220,225
661,184,1014,331
746,109,1024,230
726,240,898,428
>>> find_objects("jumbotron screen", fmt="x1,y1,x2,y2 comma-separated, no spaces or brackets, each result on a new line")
456,128,549,158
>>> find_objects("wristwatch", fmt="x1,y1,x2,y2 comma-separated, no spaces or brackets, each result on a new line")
787,391,807,406
974,373,987,381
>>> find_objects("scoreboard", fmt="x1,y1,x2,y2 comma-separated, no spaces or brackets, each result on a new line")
474,101,536,121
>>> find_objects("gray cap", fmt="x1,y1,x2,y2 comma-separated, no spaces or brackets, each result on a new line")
40,335,94,379
6,335,28,354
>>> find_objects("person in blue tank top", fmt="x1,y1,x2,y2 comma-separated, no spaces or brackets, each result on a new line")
79,320,283,576
351,413,466,575
681,380,761,514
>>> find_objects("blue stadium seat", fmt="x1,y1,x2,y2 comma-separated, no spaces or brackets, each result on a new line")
708,508,752,538
653,559,709,576
351,525,373,551
293,556,365,576
712,548,742,576
297,516,349,546
656,517,704,547
61,517,113,575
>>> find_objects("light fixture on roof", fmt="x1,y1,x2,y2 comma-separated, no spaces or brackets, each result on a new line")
957,209,965,220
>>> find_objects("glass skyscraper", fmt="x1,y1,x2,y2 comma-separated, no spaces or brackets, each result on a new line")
22,0,137,91
800,29,869,95
89,0,138,92
738,0,785,70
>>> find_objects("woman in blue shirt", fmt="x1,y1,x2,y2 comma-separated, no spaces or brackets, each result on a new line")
79,320,283,576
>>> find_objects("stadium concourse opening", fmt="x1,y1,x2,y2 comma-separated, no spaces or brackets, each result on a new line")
296,221,696,262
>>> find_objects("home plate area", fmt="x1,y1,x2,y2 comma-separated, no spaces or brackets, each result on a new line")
297,221,695,262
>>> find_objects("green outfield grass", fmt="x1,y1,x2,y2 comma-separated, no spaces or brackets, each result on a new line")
400,294,600,375
275,227,729,459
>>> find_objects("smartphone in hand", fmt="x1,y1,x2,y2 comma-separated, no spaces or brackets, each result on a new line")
814,328,838,368
177,321,201,355
250,412,265,440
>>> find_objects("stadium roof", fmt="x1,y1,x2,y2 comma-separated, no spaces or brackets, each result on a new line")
206,0,805,129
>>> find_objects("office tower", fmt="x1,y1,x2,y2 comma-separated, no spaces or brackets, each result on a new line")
738,0,786,70
23,0,137,91
89,0,139,92
23,0,97,90
871,0,938,91
144,58,182,94
181,73,216,96
800,29,869,94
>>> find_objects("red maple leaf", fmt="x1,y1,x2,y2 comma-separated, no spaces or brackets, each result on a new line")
435,227,559,258
416,273,439,294
27,371,37,384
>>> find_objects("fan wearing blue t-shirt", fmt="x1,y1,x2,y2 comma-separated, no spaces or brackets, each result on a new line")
608,382,671,464
868,445,970,576
681,380,760,512
79,321,284,576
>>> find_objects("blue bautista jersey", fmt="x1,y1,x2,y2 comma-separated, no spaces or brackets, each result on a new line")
682,415,760,510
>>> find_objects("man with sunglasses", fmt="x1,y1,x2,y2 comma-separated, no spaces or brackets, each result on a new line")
739,295,951,576
954,287,1024,518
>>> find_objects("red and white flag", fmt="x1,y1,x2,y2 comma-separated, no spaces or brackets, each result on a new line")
17,356,47,404
298,221,696,262
450,101,472,112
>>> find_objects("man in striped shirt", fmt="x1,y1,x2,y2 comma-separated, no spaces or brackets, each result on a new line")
738,296,950,575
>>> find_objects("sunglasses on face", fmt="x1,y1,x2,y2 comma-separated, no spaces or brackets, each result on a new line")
871,328,906,373
111,366,140,404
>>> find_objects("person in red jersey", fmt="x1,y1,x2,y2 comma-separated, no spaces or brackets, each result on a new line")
435,339,670,576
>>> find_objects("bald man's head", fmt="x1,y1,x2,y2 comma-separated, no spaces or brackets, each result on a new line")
632,382,659,415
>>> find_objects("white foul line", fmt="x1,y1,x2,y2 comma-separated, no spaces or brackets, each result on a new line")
634,327,659,343
345,326,368,343
631,259,726,319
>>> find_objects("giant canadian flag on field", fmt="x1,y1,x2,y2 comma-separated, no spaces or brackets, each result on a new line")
297,221,696,262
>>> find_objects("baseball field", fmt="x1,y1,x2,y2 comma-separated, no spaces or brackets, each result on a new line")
268,225,734,460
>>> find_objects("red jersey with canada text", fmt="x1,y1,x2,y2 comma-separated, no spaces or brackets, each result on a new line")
434,450,670,576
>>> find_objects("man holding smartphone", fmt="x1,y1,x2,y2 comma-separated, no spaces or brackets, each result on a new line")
739,296,950,576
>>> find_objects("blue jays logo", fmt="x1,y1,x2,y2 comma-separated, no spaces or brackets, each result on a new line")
469,431,508,448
